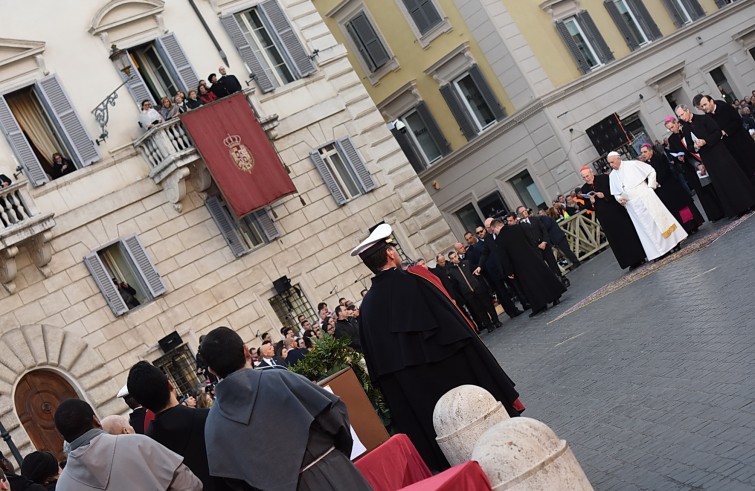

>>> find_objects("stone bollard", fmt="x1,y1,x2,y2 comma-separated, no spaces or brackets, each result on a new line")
471,417,594,490
432,385,510,466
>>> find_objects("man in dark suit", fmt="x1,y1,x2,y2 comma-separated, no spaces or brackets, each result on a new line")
217,66,243,94
515,206,564,282
448,251,501,333
538,213,581,269
256,341,286,369
474,219,526,315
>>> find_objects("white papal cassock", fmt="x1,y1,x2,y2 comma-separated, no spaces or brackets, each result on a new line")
609,159,688,261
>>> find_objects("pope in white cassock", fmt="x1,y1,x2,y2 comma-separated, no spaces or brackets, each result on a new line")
607,152,687,261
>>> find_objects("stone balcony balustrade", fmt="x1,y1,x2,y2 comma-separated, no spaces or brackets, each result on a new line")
0,181,56,294
132,90,280,211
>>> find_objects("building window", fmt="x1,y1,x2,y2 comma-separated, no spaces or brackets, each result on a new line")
0,75,100,187
269,283,318,332
555,12,614,73
402,0,442,35
440,65,505,140
153,344,201,398
345,11,391,73
220,0,315,94
662,0,704,26
205,195,279,258
510,170,545,211
455,203,483,235
604,0,661,51
714,0,736,7
84,235,167,316
477,191,510,219
120,34,199,106
310,137,376,205
709,67,737,102
621,112,652,155
391,102,448,172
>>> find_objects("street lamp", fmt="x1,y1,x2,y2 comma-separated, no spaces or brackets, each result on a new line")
91,45,134,145
0,420,22,468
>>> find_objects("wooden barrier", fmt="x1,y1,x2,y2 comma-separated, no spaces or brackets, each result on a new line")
555,210,608,271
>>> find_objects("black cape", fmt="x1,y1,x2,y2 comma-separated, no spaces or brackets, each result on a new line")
205,367,369,491
708,100,755,183
666,132,724,222
682,115,755,217
129,407,148,434
147,405,217,491
582,175,646,269
359,268,520,471
645,151,703,232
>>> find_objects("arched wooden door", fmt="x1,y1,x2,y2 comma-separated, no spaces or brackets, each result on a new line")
14,370,79,461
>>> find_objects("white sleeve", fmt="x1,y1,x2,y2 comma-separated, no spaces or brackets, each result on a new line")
647,170,657,189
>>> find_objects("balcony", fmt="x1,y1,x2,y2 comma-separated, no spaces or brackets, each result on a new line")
132,90,280,212
0,182,56,293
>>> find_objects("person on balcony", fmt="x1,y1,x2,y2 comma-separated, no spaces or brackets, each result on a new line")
0,174,10,188
51,152,75,179
207,73,228,99
198,85,217,105
217,66,242,95
173,93,189,114
138,100,163,130
160,97,180,120
185,90,203,110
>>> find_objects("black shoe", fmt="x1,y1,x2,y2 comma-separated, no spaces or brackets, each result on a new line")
509,310,524,318
487,325,495,334
494,321,503,328
529,306,547,318
522,304,531,311
552,298,561,307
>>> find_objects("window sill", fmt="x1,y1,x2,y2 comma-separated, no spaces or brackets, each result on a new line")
367,57,401,86
417,19,453,49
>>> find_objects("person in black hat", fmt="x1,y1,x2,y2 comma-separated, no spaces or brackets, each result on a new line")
353,224,524,471
207,73,229,99
21,452,59,490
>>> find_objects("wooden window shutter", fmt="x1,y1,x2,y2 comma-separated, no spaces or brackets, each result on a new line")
0,95,49,186
336,137,375,193
258,0,316,78
155,33,200,92
206,195,249,257
555,20,591,74
440,84,477,140
122,235,167,297
220,14,276,93
310,149,347,205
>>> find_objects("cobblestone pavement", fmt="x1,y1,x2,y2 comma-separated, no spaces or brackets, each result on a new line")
484,216,755,490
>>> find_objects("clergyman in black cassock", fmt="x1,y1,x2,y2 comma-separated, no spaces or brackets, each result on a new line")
696,96,755,185
676,106,755,217
353,224,522,471
492,220,566,316
580,168,646,269
640,144,704,233
665,118,724,222
199,327,372,491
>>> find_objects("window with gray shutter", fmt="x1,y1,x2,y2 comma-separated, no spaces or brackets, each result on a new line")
206,195,250,257
555,20,592,74
626,0,661,40
682,0,705,19
0,95,49,187
220,14,276,93
604,0,641,50
155,34,199,92
468,65,505,122
257,0,315,78
251,208,280,241
345,12,390,72
415,102,450,156
402,0,442,35
122,235,166,297
440,83,477,140
335,137,375,193
311,138,375,205
35,75,100,168
663,0,688,26
713,0,732,8
119,55,154,108
391,125,425,173
84,253,129,316
578,12,614,63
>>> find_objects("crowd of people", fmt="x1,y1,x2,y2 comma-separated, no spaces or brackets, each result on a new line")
138,66,243,130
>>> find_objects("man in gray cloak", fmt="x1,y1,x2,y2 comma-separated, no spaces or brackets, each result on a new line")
199,326,373,491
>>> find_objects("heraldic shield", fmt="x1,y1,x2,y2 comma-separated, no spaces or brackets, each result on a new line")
224,134,254,173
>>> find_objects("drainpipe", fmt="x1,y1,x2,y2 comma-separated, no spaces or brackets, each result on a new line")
0,421,23,468
187,0,229,67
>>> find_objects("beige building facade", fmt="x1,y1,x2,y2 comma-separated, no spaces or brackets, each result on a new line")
0,0,453,456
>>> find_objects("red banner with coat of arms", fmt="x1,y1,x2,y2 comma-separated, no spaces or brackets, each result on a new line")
179,93,296,217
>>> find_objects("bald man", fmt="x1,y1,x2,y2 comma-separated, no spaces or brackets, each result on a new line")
100,415,135,435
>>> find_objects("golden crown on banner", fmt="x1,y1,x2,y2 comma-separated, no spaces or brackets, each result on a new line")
224,133,254,174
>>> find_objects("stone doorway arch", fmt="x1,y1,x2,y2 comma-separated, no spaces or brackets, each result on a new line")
0,325,122,458
14,370,78,461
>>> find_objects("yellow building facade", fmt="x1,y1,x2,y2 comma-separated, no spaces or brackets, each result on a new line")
313,0,755,236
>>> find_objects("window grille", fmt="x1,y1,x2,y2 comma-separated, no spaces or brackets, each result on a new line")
268,284,317,331
153,344,201,398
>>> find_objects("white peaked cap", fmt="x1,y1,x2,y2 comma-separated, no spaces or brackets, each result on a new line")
117,384,129,398
350,223,393,258
607,151,621,158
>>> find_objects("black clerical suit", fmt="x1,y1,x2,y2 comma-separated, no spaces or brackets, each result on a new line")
681,114,755,217
495,224,566,314
581,175,646,269
666,132,724,222
478,234,529,311
518,217,563,281
539,214,580,267
707,100,755,184
218,74,242,94
334,318,362,352
448,259,500,332
360,267,521,471
147,405,223,491
645,150,703,233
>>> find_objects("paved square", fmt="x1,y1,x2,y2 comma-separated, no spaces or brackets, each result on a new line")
484,217,755,490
